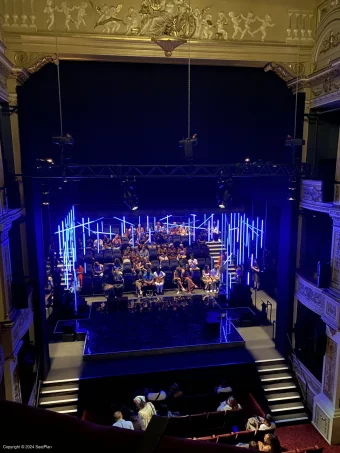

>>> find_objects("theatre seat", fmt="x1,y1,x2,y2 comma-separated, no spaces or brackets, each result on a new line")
197,258,206,270
189,413,208,438
206,411,226,435
103,249,113,263
169,259,178,271
166,415,190,438
160,259,169,271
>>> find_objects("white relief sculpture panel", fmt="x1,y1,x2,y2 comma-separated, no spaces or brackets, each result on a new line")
0,0,299,41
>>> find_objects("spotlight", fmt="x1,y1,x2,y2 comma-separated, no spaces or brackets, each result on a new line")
288,175,298,201
122,180,138,211
244,157,251,163
42,189,50,206
36,158,54,169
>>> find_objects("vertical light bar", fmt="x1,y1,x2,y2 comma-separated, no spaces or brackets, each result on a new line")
256,217,259,260
252,219,254,240
87,217,90,236
166,216,169,234
154,217,156,229
123,216,126,234
147,216,149,231
132,224,135,248
109,225,112,240
97,223,100,253
101,221,104,233
191,214,196,242
121,220,124,237
261,219,264,248
211,214,214,242
58,225,62,257
247,272,250,285
239,217,242,265
242,214,246,264
188,218,191,246
233,213,236,256
149,228,151,243
82,218,85,255
61,221,65,249
251,253,254,267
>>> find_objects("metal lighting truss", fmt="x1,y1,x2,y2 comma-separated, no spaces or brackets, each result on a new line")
31,163,310,179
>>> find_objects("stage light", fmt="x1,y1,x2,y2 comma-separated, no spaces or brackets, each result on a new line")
122,180,138,211
288,176,298,201
245,157,251,163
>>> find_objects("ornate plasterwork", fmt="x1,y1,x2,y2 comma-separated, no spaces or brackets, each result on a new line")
301,180,323,203
13,52,57,73
296,273,340,330
320,30,340,55
323,337,337,402
292,355,322,411
2,308,33,356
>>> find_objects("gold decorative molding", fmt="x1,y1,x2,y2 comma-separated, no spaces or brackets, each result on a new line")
320,30,340,55
13,51,57,73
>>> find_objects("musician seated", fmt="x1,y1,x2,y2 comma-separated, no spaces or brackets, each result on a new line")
112,268,124,297
188,254,199,270
154,266,165,295
93,261,104,277
142,266,155,295
210,264,221,293
134,271,144,298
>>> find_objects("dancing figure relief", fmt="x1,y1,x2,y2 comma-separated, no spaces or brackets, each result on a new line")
43,0,276,42
44,0,89,31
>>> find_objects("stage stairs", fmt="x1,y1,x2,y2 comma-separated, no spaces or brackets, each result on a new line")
256,357,309,426
206,241,236,277
38,378,79,416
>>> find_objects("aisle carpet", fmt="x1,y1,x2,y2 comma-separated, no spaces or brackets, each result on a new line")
276,424,340,453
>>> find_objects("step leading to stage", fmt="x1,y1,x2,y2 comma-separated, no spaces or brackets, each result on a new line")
38,380,79,416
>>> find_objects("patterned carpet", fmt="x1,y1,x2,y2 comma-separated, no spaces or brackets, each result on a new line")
276,424,340,453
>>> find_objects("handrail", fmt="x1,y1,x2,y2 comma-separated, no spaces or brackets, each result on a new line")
34,360,41,408
286,333,310,408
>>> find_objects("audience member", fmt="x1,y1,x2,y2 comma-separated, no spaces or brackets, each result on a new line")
112,411,134,430
246,414,275,432
133,396,157,431
147,385,167,402
215,380,232,394
154,266,165,295
258,434,280,453
93,261,104,277
217,396,242,411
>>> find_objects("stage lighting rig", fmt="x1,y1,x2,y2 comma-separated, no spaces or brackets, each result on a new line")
179,133,198,161
216,174,232,209
52,134,74,146
36,158,54,170
122,180,138,211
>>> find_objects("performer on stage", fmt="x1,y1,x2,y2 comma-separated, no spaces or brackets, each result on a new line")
173,266,185,295
202,264,213,292
210,264,220,293
251,259,260,290
183,267,198,294
142,266,155,295
154,266,165,295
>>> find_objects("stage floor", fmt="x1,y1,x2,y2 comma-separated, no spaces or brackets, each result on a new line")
54,295,245,360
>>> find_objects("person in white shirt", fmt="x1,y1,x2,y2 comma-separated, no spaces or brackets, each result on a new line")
154,266,165,295
147,385,167,401
210,264,221,293
215,380,233,394
94,238,103,249
217,396,242,412
134,395,156,431
246,414,276,432
112,411,134,430
188,254,199,271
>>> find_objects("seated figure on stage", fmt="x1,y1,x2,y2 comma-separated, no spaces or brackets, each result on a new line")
210,264,220,293
183,267,197,294
113,258,123,273
212,222,220,242
154,266,165,295
168,244,177,259
94,238,103,249
202,265,213,292
173,266,185,295
139,245,149,260
93,261,104,277
188,254,199,271
134,270,144,298
142,266,155,296
122,247,131,263
112,268,124,297
112,234,122,248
